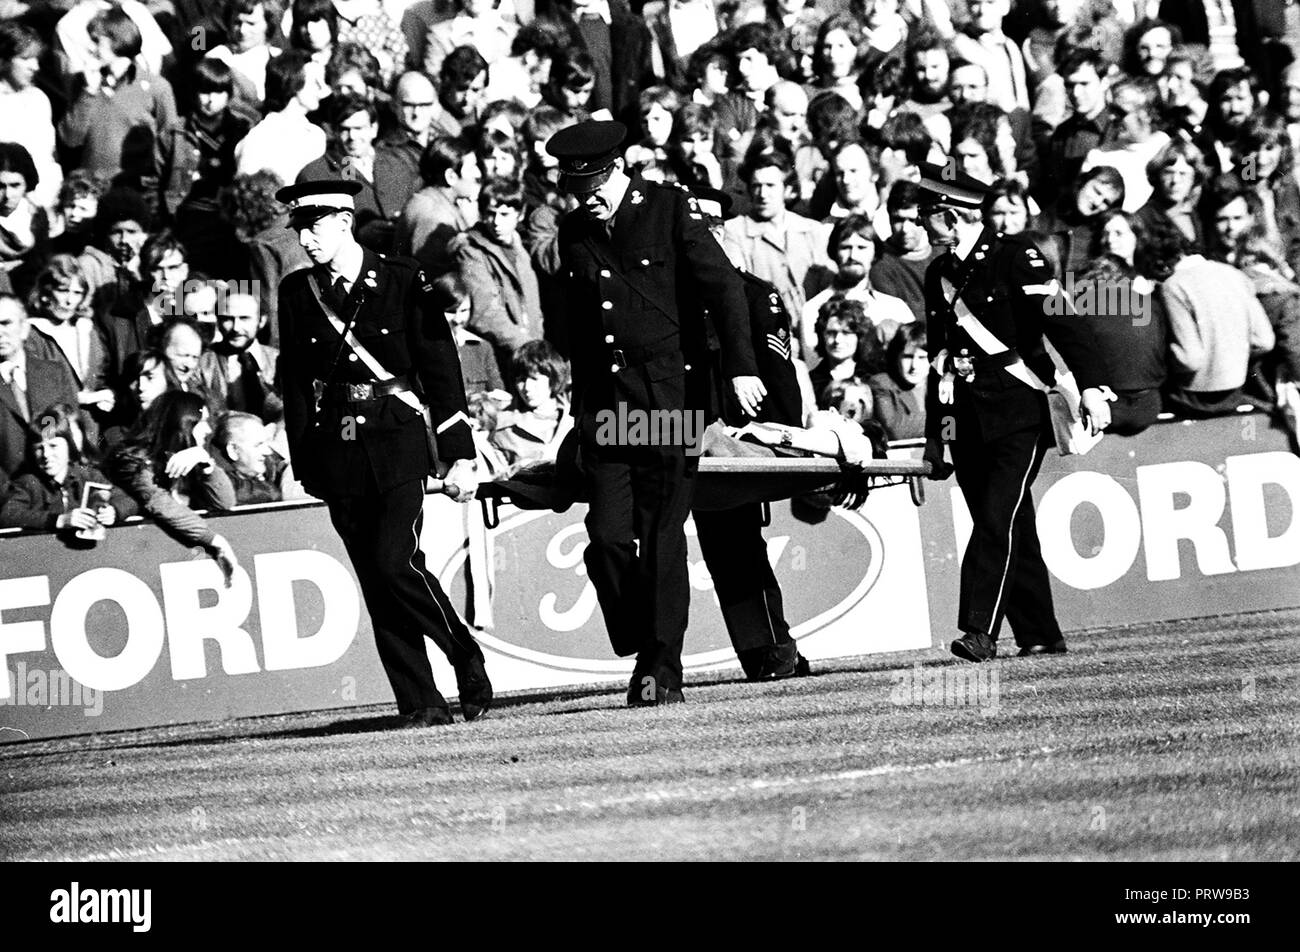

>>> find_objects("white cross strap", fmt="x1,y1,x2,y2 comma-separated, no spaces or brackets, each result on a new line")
307,273,423,414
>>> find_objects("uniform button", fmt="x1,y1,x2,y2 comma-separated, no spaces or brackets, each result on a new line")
684,363,691,371
610,363,620,372
348,354,358,362
987,296,994,302
310,337,317,343
641,258,649,266
381,328,389,334
602,301,613,310
600,269,610,278
605,334,615,343
355,415,366,424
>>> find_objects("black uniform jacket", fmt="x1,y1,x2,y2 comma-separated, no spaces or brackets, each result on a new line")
704,268,803,427
278,249,473,499
558,174,757,438
924,229,1107,444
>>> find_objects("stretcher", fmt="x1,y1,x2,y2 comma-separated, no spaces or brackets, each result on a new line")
471,454,934,529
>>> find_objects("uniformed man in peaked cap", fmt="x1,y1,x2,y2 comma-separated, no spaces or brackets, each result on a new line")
275,178,493,728
547,120,766,705
917,162,1113,662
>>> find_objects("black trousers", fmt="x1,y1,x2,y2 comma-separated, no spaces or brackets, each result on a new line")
582,442,697,690
327,476,482,714
950,423,1061,646
693,503,791,654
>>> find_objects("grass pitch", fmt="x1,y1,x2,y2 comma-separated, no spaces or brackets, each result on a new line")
2,611,1297,861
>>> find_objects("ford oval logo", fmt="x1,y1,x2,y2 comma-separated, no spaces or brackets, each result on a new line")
439,503,884,673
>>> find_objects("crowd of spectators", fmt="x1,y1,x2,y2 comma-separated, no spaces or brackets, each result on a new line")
2,0,1300,544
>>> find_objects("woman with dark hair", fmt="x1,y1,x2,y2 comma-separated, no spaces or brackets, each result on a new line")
234,49,328,183
809,296,877,401
288,0,337,66
1073,210,1168,435
475,123,525,186
207,0,285,107
1134,138,1209,251
0,403,132,535
57,7,179,188
1236,110,1300,280
624,85,680,183
857,53,907,133
156,57,253,275
812,13,865,113
667,102,729,192
1033,163,1126,274
490,339,572,465
867,320,926,441
983,177,1031,235
949,103,1010,185
0,141,48,297
107,390,239,582
0,22,61,211
100,347,174,451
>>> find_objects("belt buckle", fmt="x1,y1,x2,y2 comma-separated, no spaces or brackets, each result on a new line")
347,382,372,401
611,349,627,371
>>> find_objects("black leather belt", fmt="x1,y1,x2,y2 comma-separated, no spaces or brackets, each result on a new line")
609,337,679,372
326,375,413,403
971,350,1022,371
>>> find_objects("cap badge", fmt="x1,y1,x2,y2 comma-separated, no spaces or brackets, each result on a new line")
631,190,644,205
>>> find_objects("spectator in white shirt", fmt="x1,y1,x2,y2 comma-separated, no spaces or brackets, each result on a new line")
235,50,328,184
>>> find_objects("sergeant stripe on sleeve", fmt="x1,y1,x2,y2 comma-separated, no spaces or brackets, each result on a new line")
766,333,792,360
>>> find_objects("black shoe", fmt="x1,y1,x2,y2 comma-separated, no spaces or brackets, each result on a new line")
1016,639,1067,657
626,673,685,707
950,632,997,663
738,643,810,681
454,655,494,722
398,705,454,729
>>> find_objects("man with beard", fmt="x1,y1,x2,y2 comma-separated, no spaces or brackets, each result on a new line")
801,214,913,358
276,177,492,728
1203,66,1266,176
195,284,280,422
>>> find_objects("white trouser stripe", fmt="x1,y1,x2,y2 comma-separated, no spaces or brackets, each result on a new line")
987,441,1039,633
407,497,472,655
